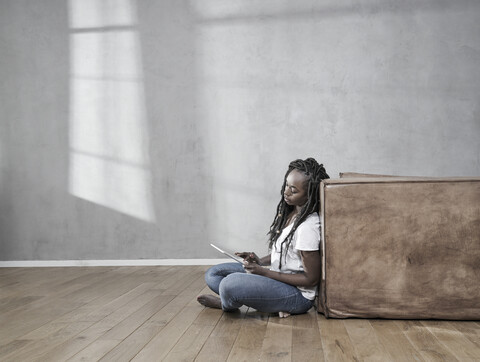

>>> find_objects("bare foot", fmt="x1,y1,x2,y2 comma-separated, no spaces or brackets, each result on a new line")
197,294,222,309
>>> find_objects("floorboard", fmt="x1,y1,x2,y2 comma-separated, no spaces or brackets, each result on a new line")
0,266,478,361
344,319,392,361
318,316,357,361
195,307,248,361
370,320,425,361
227,309,269,361
421,320,480,360
395,320,458,362
291,309,325,361
260,315,293,361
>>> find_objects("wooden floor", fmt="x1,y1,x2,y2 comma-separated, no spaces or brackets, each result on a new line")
0,266,479,361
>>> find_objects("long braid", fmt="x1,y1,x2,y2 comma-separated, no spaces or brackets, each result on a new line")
268,158,329,269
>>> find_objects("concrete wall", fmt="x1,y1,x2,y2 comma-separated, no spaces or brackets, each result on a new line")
1,0,479,261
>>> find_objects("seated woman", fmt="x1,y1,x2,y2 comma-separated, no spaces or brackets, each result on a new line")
197,158,329,317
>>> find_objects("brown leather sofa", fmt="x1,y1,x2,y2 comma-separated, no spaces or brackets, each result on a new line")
316,173,480,319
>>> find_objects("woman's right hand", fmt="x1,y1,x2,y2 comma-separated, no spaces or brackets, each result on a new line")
235,252,261,265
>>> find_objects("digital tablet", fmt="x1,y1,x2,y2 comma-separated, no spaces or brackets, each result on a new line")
210,243,244,264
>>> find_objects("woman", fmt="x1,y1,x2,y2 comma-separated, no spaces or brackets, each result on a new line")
197,158,329,317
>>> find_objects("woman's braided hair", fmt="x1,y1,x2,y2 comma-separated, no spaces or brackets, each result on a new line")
268,158,329,268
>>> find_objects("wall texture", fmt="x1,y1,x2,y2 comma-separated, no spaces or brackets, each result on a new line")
1,0,479,261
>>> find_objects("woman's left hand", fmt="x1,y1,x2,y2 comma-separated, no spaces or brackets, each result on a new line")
243,260,267,276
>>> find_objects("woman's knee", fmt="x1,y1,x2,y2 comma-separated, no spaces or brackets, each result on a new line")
219,272,245,298
204,265,217,282
205,263,244,294
206,263,243,276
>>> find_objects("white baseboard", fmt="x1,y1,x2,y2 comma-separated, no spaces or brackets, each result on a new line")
0,259,231,267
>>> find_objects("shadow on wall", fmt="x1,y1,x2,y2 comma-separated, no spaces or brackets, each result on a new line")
68,0,156,223
65,0,212,258
0,0,212,260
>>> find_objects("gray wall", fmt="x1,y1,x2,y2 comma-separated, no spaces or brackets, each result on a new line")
1,0,479,261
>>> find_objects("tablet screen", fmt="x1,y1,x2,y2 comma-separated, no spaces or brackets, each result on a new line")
210,243,244,264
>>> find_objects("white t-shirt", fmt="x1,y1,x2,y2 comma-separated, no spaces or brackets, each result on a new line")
270,212,321,300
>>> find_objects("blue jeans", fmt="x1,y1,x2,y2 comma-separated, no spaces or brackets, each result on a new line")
204,262,313,314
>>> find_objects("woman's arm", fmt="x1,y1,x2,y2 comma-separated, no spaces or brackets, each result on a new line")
235,252,271,266
243,251,320,287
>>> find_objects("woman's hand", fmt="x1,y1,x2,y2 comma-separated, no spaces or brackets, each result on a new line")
235,252,261,265
242,260,267,276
